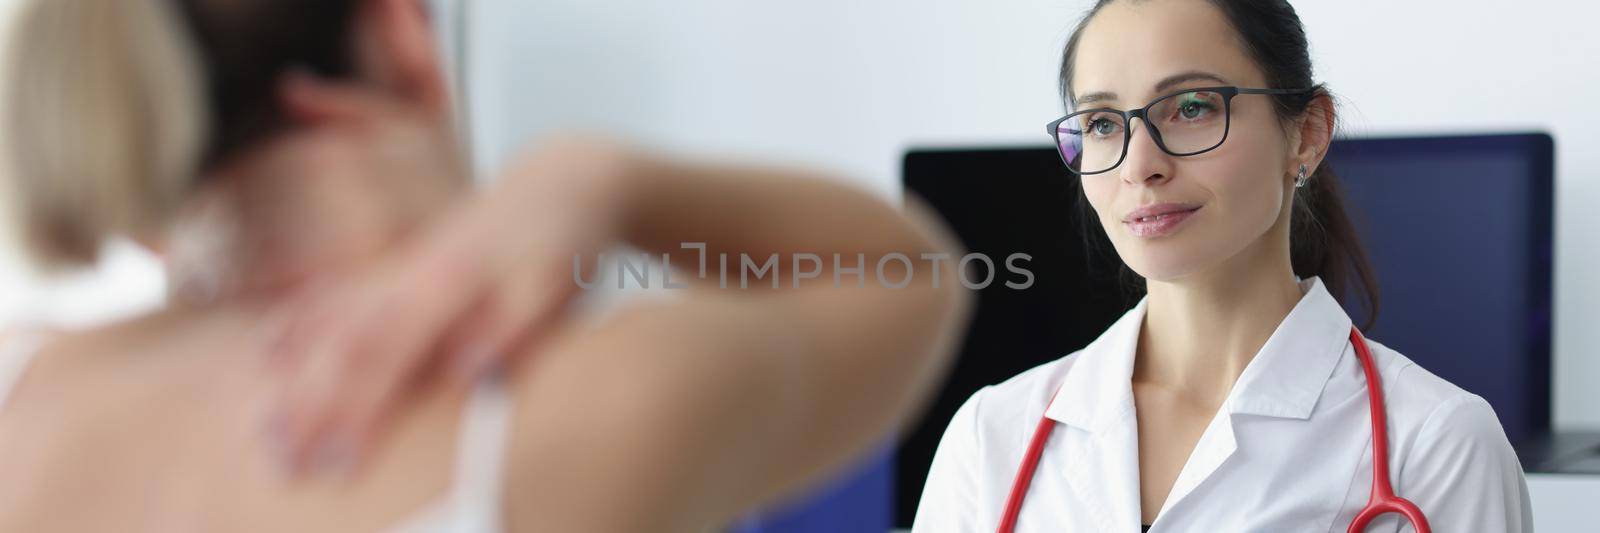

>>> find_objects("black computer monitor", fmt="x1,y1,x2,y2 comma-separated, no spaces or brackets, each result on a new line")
1322,133,1553,442
895,133,1555,527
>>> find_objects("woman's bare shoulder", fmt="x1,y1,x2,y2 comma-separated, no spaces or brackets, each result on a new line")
0,306,265,423
0,305,474,533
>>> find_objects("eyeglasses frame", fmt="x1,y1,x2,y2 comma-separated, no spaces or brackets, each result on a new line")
1045,86,1315,176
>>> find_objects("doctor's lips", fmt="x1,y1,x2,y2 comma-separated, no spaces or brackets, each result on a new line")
1123,202,1202,238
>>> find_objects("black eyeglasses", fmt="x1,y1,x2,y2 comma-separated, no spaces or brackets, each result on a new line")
1046,86,1313,176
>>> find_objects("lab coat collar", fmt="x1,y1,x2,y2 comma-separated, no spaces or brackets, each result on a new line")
1043,296,1145,433
1044,277,1352,432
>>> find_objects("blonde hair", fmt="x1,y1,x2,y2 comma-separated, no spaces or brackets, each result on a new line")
3,0,207,269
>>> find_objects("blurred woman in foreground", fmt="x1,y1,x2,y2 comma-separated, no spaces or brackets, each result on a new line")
0,0,971,531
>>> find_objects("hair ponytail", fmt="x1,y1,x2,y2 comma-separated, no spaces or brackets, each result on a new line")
1292,156,1380,329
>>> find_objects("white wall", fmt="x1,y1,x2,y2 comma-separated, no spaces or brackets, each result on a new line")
1,0,1595,427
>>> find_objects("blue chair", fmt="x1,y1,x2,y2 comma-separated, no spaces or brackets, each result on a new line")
732,445,895,533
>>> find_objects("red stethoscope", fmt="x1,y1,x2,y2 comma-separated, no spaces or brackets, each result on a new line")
996,326,1432,533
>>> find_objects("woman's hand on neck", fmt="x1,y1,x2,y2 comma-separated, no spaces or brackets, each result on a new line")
163,78,467,308
160,0,463,308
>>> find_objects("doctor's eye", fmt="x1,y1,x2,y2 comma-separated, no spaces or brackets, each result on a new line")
1157,91,1224,125
1085,115,1124,138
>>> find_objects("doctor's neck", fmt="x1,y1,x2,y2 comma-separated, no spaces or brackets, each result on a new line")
1134,229,1304,403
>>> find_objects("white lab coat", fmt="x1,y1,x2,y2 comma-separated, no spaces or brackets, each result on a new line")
912,277,1533,532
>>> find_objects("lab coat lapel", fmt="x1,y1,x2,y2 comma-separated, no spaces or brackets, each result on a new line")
1047,300,1147,532
1041,278,1350,530
1153,402,1238,519
1059,418,1144,532
1153,277,1351,519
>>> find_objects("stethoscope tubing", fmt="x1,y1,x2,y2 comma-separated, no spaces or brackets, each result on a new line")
994,327,1432,533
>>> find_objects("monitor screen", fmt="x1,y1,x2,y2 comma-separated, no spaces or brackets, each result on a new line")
895,133,1554,527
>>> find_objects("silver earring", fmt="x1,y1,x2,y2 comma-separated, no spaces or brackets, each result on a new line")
1294,164,1310,188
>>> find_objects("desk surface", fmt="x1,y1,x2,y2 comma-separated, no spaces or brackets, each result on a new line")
1528,473,1600,531
890,472,1597,533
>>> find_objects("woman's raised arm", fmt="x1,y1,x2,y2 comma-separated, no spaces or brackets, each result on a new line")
492,146,971,531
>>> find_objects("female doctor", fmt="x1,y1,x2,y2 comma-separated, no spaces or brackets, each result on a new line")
912,0,1533,532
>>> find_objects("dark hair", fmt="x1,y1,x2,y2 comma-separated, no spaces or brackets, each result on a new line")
1059,0,1380,329
175,0,362,169
2,0,362,267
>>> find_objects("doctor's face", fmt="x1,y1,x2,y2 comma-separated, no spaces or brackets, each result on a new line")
1071,0,1297,282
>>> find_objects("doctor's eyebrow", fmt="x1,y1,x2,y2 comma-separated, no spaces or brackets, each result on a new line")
1074,70,1234,107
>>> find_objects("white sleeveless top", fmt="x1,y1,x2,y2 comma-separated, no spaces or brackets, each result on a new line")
0,329,515,533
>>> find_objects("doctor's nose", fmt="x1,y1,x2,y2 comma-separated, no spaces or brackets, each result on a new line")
1119,118,1175,187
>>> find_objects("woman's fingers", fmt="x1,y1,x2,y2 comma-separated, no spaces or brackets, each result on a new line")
270,328,374,476
260,276,341,373
266,251,484,476
440,256,579,385
254,132,631,477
